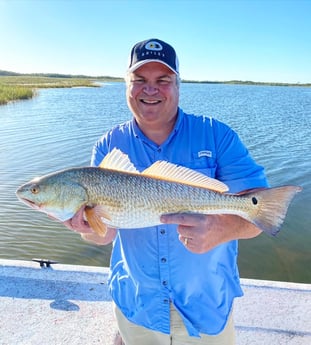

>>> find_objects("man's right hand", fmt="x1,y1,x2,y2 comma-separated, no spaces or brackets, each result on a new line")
81,229,117,245
62,205,117,245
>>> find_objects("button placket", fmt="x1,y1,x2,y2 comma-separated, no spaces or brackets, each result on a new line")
157,226,170,296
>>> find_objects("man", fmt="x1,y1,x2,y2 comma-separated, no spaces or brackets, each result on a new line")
69,38,268,344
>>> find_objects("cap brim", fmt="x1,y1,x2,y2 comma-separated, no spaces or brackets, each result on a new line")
127,59,178,74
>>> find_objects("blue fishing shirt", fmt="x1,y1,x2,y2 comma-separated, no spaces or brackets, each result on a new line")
91,108,268,336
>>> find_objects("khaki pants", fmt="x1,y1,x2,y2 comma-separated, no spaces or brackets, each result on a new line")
113,303,235,345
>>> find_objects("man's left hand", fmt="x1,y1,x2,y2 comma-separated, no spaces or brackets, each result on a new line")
160,213,262,253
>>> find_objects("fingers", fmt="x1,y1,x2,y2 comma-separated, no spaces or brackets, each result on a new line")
179,234,191,247
62,218,93,233
161,213,207,238
81,233,108,244
61,205,93,233
161,213,211,253
161,213,206,226
161,213,232,254
179,234,201,253
81,227,117,245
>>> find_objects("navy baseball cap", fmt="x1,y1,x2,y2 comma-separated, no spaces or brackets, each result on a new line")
127,38,179,75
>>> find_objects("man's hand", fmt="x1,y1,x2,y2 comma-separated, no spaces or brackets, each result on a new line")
61,205,117,245
80,228,117,245
161,213,262,253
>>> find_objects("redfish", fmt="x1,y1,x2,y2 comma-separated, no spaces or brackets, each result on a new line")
16,149,301,236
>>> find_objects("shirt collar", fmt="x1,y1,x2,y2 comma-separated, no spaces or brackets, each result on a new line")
131,107,184,147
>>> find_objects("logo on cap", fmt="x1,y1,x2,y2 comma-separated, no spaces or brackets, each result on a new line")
128,38,179,74
145,41,163,51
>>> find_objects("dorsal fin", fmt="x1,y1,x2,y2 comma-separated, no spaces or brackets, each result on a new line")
99,148,139,173
142,161,229,193
99,148,228,193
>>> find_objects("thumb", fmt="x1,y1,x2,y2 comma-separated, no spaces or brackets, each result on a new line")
161,213,205,225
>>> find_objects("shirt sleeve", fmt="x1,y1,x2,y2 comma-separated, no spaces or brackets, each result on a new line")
212,119,269,193
90,134,109,167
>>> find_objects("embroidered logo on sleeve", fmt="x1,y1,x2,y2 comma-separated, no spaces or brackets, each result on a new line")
198,150,212,158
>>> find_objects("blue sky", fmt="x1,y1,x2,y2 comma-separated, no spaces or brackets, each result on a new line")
1,0,310,83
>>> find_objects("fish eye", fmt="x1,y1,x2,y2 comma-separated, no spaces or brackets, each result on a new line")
30,184,40,194
251,197,258,205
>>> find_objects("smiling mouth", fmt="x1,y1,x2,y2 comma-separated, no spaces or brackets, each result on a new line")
140,99,161,105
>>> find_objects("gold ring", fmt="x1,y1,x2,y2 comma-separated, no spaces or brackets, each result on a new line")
184,237,188,246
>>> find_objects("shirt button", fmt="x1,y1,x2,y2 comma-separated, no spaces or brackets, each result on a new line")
161,257,167,263
163,299,169,304
160,229,166,235
162,280,168,286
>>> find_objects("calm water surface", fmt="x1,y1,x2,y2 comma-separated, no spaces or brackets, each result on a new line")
0,83,310,283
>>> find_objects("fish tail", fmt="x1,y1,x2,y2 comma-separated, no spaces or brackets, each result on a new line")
249,185,302,236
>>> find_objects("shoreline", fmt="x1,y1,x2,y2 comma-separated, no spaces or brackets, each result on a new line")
1,72,311,105
0,76,101,105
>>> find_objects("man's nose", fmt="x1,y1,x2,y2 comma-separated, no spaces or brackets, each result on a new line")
143,84,159,95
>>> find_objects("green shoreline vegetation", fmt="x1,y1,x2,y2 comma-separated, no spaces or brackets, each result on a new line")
0,70,310,105
0,71,123,105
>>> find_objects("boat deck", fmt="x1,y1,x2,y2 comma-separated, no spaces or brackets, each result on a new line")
0,259,310,344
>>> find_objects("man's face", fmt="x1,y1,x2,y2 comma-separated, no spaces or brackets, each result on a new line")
126,62,179,129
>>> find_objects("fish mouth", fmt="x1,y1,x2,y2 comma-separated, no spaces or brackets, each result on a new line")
18,197,41,210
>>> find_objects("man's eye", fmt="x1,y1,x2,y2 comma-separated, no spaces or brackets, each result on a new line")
158,79,171,85
132,79,145,84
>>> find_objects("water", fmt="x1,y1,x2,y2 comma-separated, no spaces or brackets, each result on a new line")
0,83,310,283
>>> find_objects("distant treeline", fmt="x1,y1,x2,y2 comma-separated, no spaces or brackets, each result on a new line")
1,70,310,87
0,70,123,82
181,79,311,87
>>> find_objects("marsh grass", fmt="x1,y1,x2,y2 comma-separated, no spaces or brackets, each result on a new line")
0,85,34,105
0,76,99,105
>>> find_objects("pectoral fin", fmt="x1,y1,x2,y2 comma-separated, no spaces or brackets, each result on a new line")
85,206,111,237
